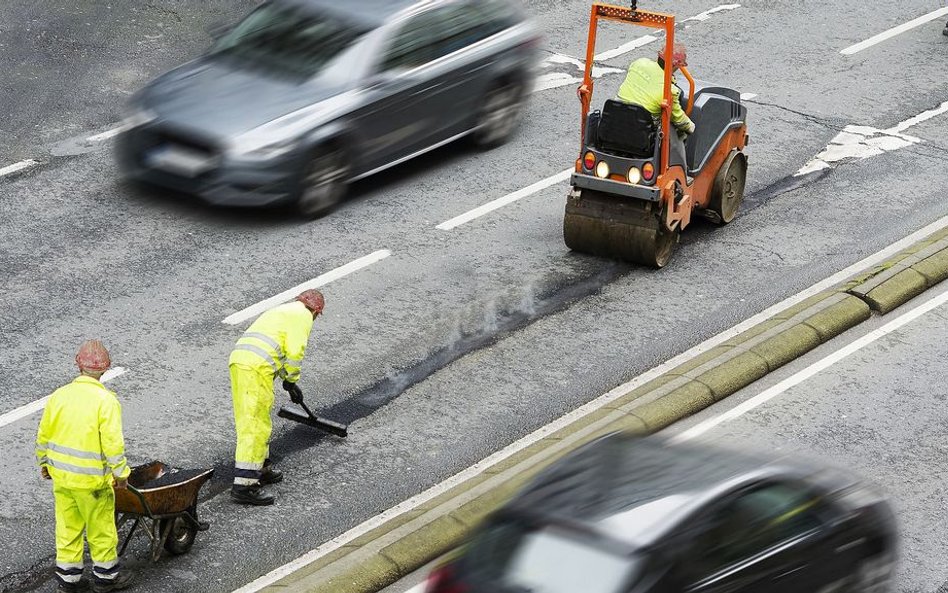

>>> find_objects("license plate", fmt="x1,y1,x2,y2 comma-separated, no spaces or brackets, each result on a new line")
146,145,214,177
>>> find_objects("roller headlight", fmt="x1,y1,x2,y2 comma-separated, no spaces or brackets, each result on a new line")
627,167,642,184
595,161,610,179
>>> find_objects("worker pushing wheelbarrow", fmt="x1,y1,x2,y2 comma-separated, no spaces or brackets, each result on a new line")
114,462,214,563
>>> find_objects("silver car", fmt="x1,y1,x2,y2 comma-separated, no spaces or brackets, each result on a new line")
116,0,540,217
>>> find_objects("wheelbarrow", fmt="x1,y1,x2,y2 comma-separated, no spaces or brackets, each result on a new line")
115,461,214,562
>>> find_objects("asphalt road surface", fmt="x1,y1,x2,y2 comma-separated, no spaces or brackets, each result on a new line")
1,1,947,591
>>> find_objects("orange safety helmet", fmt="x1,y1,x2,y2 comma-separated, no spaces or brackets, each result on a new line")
76,340,111,373
659,43,688,70
297,289,325,314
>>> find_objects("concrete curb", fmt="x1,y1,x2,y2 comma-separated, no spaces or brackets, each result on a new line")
269,227,948,593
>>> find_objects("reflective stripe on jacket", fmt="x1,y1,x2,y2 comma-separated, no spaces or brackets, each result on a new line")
36,376,130,489
616,57,694,132
228,301,314,383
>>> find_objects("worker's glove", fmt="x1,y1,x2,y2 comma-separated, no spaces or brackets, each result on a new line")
40,466,51,480
283,380,304,404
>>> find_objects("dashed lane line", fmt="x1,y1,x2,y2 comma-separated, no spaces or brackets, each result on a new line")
435,169,572,231
0,367,128,429
841,6,948,55
87,125,130,143
0,159,40,178
222,249,392,325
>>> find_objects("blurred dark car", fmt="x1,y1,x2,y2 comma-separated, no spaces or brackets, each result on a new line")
427,434,897,593
115,0,540,217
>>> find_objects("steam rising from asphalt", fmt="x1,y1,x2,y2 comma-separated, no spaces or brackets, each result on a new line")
326,266,623,423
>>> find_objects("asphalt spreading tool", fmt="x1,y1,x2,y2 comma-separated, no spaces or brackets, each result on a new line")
278,396,348,437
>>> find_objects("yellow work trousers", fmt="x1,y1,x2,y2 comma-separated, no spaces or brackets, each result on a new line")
231,363,274,486
53,484,119,584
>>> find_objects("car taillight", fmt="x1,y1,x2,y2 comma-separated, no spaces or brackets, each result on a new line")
583,151,596,170
425,563,468,593
642,162,655,181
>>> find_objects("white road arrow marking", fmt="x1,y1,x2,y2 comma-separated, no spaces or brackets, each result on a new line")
796,100,948,176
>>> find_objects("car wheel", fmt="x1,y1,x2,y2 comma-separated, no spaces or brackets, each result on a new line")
297,146,349,219
473,78,525,148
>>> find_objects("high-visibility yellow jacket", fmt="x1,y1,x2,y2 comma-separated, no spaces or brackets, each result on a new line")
35,376,130,490
616,58,695,133
228,301,314,383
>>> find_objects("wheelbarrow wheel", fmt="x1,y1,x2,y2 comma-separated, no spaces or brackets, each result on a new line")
161,517,197,555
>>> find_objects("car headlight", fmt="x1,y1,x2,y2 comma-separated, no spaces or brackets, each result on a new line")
231,138,300,160
121,107,158,129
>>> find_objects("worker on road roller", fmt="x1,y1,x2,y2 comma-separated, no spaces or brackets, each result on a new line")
615,44,694,172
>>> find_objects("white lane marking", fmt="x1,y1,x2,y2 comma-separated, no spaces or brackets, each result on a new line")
684,3,741,23
222,250,391,325
436,169,572,231
532,72,583,93
546,53,624,78
531,53,624,93
404,584,426,593
0,159,40,178
0,367,128,429
740,93,757,101
796,100,948,176
889,99,948,134
87,125,130,143
841,6,948,55
233,214,948,593
674,287,948,443
594,35,658,62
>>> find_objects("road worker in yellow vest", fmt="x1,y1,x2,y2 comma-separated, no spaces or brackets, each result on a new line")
616,44,694,171
36,340,135,593
229,289,325,505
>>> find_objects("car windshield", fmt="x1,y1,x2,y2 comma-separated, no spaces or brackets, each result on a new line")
469,522,636,593
211,4,366,79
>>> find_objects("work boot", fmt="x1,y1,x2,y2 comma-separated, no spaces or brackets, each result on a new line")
91,571,134,593
260,465,283,485
231,485,275,506
943,22,948,36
